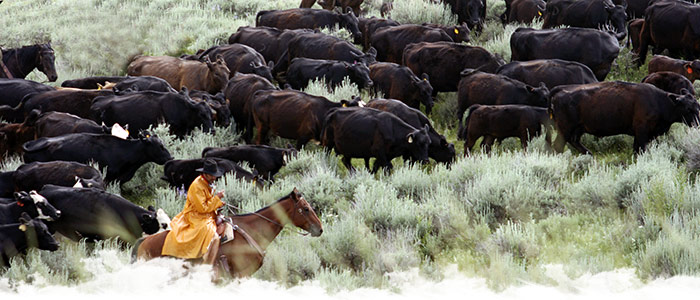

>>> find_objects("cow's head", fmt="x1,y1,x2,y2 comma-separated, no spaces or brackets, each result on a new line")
684,60,700,82
466,0,485,29
346,61,373,89
671,89,700,127
140,207,161,235
14,191,61,221
208,93,232,127
36,43,58,82
526,82,550,108
148,206,171,231
206,55,230,92
405,124,431,164
429,134,456,164
358,47,377,66
605,3,628,41
452,23,471,43
18,212,60,251
139,132,173,165
74,175,105,190
413,72,434,114
340,8,363,43
194,100,215,134
252,61,274,82
340,95,364,108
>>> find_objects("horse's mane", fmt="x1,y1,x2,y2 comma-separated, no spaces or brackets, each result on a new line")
231,191,295,217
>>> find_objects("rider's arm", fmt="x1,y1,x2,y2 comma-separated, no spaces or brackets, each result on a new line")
189,181,224,214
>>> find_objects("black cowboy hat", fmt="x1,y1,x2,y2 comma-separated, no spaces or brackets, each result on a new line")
196,159,225,177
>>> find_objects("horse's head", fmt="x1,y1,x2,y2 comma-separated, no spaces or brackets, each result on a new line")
288,188,323,237
36,43,57,82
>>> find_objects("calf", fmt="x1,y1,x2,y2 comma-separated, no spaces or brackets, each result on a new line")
127,55,230,94
224,73,278,142
0,78,54,107
358,16,400,51
187,90,231,127
35,111,110,138
461,104,553,153
403,41,504,94
421,23,471,44
369,62,433,114
550,81,700,154
250,90,362,149
442,0,486,32
13,161,106,192
501,0,545,24
39,185,161,243
0,109,40,156
256,8,362,42
457,70,549,137
202,144,297,180
113,76,176,94
642,72,696,96
321,107,431,173
284,58,373,90
627,19,644,56
23,132,173,183
0,191,61,224
366,98,455,163
370,24,455,64
186,44,274,83
90,89,213,138
161,157,263,190
61,76,127,89
496,59,598,89
0,213,60,266
648,55,700,83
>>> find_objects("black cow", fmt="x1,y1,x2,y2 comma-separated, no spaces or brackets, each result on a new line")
369,62,433,114
321,107,431,173
273,32,377,76
61,76,128,89
510,27,620,81
442,0,486,32
23,133,173,183
366,98,455,163
13,161,106,192
0,78,54,107
0,172,13,198
284,58,373,90
113,76,176,94
224,73,279,142
185,44,274,83
501,0,546,24
550,81,700,153
461,104,553,153
421,23,471,44
187,90,232,127
90,88,213,138
300,0,365,17
358,16,400,51
2,89,114,123
202,144,297,180
642,72,696,96
250,90,362,148
496,59,598,89
637,1,700,65
228,27,316,65
38,185,161,243
0,213,60,266
370,24,455,64
403,42,504,94
256,8,362,42
162,157,263,190
627,18,645,56
35,111,110,138
0,191,61,224
457,69,550,136
542,0,628,41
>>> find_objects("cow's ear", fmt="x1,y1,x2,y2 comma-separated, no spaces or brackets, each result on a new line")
423,124,430,133
268,60,274,69
421,73,430,82
341,100,349,107
215,54,225,64
148,205,156,212
367,47,377,57
141,213,155,221
684,62,694,75
440,135,448,146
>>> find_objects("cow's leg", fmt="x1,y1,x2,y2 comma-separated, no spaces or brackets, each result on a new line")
568,130,591,154
464,133,480,155
364,158,371,170
342,156,355,172
482,136,495,153
255,123,269,145
633,131,651,154
295,137,310,150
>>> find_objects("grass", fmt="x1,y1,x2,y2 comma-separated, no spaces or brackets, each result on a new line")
2,0,700,293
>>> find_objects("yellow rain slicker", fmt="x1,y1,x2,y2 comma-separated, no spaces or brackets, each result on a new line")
162,175,223,259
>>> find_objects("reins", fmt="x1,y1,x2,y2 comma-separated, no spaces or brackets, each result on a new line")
223,201,309,236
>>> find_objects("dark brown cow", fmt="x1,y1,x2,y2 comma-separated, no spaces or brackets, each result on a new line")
224,73,279,143
184,44,274,83
461,104,553,153
250,90,362,149
501,0,545,24
457,70,550,136
256,8,362,42
299,0,365,16
403,41,504,94
0,78,55,107
187,90,231,127
627,18,644,55
542,0,628,41
35,112,110,138
202,144,297,180
642,72,696,96
228,27,316,65
161,157,263,190
1,89,113,123
284,58,373,90
496,59,598,89
442,0,487,32
13,161,106,192
369,62,433,114
370,24,455,64
61,76,127,89
421,23,471,44
648,55,700,83
550,81,700,154
358,16,400,51
127,55,230,94
0,110,39,156
638,1,700,65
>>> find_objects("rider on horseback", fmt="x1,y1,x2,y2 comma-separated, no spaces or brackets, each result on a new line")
162,159,230,265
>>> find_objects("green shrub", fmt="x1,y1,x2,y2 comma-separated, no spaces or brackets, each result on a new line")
313,214,380,272
392,0,458,26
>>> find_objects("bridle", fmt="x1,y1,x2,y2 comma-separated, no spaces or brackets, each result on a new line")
223,195,311,236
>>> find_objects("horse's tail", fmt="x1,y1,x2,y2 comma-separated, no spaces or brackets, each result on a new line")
130,236,146,264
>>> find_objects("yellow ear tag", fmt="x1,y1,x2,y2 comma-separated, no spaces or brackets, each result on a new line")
423,78,427,81
538,11,542,16
454,28,459,34
549,112,553,119
342,103,347,107
146,134,150,138
19,224,27,232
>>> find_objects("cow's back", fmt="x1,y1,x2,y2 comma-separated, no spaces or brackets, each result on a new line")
127,56,183,90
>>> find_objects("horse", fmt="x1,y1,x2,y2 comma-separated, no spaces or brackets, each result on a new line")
1,44,58,82
131,187,323,278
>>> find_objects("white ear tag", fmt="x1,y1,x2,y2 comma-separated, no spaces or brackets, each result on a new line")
19,224,27,232
408,136,414,144
111,123,129,139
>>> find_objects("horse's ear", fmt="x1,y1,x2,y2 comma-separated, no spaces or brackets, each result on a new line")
291,187,300,200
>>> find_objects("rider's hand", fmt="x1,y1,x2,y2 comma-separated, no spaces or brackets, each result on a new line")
216,191,225,198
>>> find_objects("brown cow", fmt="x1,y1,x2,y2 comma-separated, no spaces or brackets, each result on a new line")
461,104,553,153
250,90,362,149
358,16,400,51
300,0,365,17
642,72,696,96
0,109,40,156
224,73,279,143
627,18,644,56
127,55,230,94
648,55,700,83
369,62,433,114
370,24,455,63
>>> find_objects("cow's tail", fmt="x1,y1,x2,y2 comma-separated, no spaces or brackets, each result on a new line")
201,146,214,157
255,10,268,27
547,87,567,152
459,104,480,141
320,109,337,151
459,67,482,77
130,236,146,264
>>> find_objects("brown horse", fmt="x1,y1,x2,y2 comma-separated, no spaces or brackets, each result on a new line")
131,188,323,277
1,44,58,82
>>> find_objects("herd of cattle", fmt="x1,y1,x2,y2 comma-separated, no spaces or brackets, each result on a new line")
1,0,700,265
